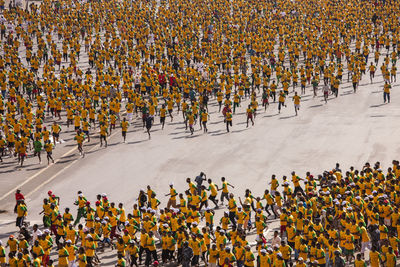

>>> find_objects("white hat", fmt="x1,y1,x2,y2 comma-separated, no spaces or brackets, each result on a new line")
347,207,352,211
86,234,92,239
298,257,304,261
44,229,50,233
125,221,130,226
267,247,273,252
260,249,266,253
0,240,2,245
283,182,289,185
337,194,342,198
104,216,109,220
372,190,377,194
341,201,347,205
101,193,107,197
101,220,106,224
169,183,174,186
66,240,72,243
78,193,83,197
192,222,198,225
355,196,361,200
277,252,282,257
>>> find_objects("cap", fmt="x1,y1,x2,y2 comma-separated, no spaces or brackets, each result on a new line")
66,240,72,243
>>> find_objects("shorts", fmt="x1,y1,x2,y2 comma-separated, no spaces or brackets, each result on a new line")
75,126,80,131
83,131,89,136
8,142,14,148
53,133,59,138
122,131,127,136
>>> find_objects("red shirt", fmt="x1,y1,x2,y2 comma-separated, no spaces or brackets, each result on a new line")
15,193,25,201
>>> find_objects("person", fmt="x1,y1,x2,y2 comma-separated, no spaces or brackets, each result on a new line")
33,137,43,164
145,115,154,139
384,81,391,103
246,105,254,128
292,92,301,116
181,241,193,267
333,250,345,267
165,183,178,209
44,141,55,165
195,172,206,194
14,190,24,214
74,129,85,157
145,231,157,266
51,122,62,146
207,179,219,208
15,200,27,228
99,122,108,147
121,117,129,143
73,191,87,226
321,83,329,103
226,110,232,132
219,177,234,205
278,90,286,113
201,109,209,133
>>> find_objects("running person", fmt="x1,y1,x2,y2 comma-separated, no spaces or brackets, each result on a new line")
246,105,254,127
292,92,301,116
120,118,129,143
74,129,85,157
99,123,108,147
278,91,286,113
145,115,154,139
44,141,55,165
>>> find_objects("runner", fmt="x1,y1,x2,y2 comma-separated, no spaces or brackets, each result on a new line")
292,92,301,116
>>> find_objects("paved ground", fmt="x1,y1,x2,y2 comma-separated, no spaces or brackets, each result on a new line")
0,1,399,266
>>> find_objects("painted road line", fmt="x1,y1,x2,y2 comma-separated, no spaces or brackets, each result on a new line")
0,145,78,203
0,111,128,203
25,125,124,198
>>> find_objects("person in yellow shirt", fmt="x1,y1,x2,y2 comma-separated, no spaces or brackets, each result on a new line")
355,253,367,267
44,141,54,165
145,231,157,266
99,123,108,147
292,92,301,116
278,90,286,113
200,109,209,133
57,243,69,267
244,245,255,267
120,118,129,143
383,81,391,103
74,129,85,157
165,183,178,209
225,110,232,133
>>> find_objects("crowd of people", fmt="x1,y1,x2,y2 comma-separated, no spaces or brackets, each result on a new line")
4,161,400,267
0,0,397,167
